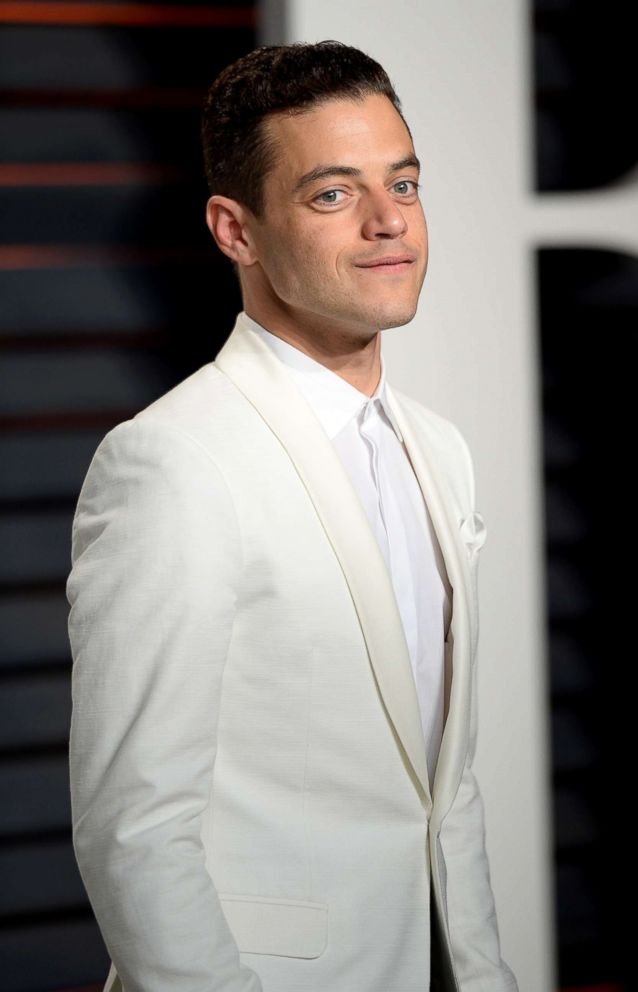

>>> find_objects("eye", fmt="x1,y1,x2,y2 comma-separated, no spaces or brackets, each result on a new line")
392,179,420,196
313,188,347,206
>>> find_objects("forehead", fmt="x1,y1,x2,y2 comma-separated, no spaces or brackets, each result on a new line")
264,93,414,182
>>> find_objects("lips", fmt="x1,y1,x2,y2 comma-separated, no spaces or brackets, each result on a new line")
355,254,416,269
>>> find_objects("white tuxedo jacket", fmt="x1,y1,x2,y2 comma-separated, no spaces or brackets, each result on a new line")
67,312,518,992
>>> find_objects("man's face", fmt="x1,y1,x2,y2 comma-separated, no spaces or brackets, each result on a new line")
245,93,428,339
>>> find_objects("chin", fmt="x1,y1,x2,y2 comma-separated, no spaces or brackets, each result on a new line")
377,315,415,331
374,303,419,331
354,290,419,331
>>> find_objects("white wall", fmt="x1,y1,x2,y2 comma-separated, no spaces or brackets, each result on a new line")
259,2,638,988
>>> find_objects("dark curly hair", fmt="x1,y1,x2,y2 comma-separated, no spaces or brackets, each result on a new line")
201,40,407,218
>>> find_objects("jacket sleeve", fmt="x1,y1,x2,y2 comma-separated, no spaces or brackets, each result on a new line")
438,423,519,992
67,417,263,992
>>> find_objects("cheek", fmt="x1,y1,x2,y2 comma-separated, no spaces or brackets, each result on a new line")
413,206,428,242
289,227,338,279
292,219,327,252
262,213,348,287
305,225,348,274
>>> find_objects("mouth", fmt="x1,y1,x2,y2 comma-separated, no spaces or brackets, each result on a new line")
354,254,417,274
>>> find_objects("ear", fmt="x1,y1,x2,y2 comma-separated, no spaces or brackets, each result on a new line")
206,195,259,267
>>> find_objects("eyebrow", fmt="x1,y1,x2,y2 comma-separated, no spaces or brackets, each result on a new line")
292,155,421,193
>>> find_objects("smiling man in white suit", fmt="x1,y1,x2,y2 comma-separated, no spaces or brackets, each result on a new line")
67,41,518,992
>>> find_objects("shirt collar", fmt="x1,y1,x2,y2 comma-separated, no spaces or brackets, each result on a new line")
241,311,404,442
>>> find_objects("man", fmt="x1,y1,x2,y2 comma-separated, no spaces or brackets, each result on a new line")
67,41,518,992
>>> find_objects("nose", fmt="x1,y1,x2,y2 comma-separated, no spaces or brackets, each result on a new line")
360,189,408,240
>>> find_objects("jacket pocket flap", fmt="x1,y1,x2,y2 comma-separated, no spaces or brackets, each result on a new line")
219,893,328,959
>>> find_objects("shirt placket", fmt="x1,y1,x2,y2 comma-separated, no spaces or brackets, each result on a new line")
359,400,393,572
360,402,420,666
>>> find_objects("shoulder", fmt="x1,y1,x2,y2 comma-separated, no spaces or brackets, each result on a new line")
135,361,241,433
84,359,251,478
74,364,242,517
70,397,241,569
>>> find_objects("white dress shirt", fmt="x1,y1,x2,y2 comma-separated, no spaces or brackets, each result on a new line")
244,313,452,786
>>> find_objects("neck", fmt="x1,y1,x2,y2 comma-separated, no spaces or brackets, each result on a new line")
242,303,382,398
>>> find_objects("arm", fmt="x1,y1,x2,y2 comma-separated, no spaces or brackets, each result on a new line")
439,425,519,992
67,418,262,992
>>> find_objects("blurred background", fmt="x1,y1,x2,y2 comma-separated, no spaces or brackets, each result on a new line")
0,1,636,990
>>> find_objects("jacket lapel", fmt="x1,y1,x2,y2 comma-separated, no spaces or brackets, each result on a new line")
214,314,472,817
382,385,475,827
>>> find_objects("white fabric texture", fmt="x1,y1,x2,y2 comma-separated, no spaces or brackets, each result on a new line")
246,314,452,786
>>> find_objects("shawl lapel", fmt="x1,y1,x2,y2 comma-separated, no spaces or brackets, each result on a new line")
383,383,475,827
